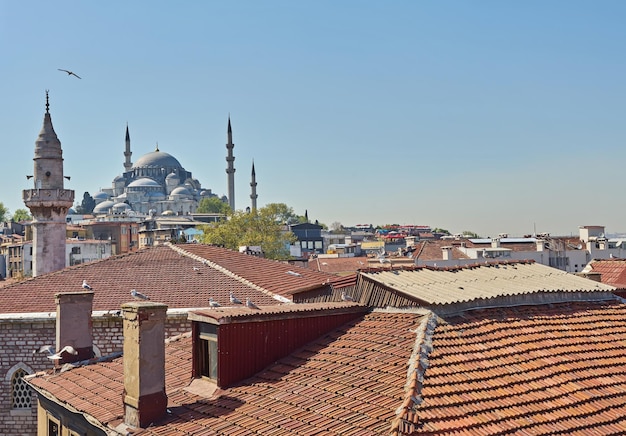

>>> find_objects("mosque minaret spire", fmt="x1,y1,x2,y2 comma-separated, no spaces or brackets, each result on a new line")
23,91,75,276
124,123,132,171
225,116,236,210
250,160,258,211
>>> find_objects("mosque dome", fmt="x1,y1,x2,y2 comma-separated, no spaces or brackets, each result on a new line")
112,202,131,212
165,172,180,181
127,178,161,188
93,191,109,201
170,186,192,196
67,207,77,215
162,210,175,216
147,191,166,199
132,151,183,169
93,200,116,214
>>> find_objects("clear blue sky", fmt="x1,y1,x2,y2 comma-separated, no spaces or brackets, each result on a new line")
2,1,625,237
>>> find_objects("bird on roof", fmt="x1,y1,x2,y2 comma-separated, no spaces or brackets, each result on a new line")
287,270,302,277
82,280,93,290
341,291,355,302
193,266,200,271
229,291,242,304
246,298,260,310
58,69,81,79
131,289,150,300
36,345,78,360
209,298,220,307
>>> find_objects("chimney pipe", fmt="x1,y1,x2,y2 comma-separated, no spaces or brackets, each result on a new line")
55,291,94,363
122,301,168,429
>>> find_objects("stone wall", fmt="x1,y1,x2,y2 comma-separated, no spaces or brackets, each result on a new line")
0,314,191,435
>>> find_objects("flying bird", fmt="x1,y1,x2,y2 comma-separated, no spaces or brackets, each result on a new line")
36,345,78,360
229,291,242,304
209,298,220,307
131,289,150,300
341,291,355,302
82,280,93,290
58,69,81,79
246,298,260,310
287,270,302,277
26,175,33,180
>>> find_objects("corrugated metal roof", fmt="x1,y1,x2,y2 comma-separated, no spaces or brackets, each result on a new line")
361,262,616,306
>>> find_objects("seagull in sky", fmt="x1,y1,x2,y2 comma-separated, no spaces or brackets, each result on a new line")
287,270,302,277
82,280,93,290
58,69,81,79
341,291,355,302
246,298,260,310
36,345,78,360
131,289,150,300
229,291,242,304
209,298,220,307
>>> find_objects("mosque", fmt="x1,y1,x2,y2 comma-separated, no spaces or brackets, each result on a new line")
92,118,255,216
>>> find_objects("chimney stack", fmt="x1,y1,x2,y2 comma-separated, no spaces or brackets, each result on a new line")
122,301,168,429
55,291,94,363
442,246,453,261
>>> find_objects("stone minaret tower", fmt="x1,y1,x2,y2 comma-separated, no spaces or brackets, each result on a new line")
250,161,258,211
23,92,75,277
124,123,132,171
225,116,236,210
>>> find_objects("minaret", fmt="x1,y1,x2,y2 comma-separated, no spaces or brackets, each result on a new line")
23,92,75,277
124,123,132,171
225,116,236,210
250,161,258,211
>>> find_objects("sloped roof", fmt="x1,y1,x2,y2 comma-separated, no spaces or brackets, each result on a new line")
412,240,471,261
412,299,626,435
178,244,341,295
0,244,337,314
586,259,626,289
28,308,430,435
361,261,615,307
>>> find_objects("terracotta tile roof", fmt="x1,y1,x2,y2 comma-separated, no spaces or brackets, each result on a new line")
176,244,340,295
411,300,626,435
586,259,626,289
361,261,615,307
412,240,470,261
0,244,334,314
305,256,368,275
28,309,430,435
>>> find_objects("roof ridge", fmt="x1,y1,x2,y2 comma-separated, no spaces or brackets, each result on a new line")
390,311,438,435
166,243,290,303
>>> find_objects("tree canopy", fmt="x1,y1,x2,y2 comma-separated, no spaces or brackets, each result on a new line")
11,209,31,222
197,197,231,215
0,202,8,222
199,204,298,260
76,192,96,214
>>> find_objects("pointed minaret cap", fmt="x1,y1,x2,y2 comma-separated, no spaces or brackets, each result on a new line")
35,90,62,158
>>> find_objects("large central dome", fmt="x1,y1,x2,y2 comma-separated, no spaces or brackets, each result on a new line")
132,151,183,169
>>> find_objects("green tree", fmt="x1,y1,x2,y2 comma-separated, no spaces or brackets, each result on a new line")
199,205,298,260
81,192,96,214
0,202,8,222
197,197,231,214
263,203,301,224
462,230,480,238
433,228,451,235
11,209,31,222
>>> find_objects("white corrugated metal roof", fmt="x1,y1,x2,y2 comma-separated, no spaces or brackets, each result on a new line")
362,262,616,306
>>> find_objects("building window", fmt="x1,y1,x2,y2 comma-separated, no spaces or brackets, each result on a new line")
47,415,60,436
11,369,31,409
198,323,218,380
71,247,81,255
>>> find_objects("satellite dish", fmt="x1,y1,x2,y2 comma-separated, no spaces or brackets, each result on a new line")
577,244,582,249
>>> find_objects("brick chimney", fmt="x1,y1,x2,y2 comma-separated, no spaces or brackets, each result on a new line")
122,301,168,429
55,291,94,363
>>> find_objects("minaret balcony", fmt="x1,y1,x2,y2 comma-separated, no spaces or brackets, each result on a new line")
23,188,75,206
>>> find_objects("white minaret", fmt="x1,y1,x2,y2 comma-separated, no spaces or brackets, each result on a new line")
225,116,236,210
124,123,132,171
250,161,258,211
23,92,74,276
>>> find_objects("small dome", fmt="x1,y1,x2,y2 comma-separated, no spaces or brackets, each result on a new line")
165,172,180,180
170,186,192,196
132,151,183,169
113,175,124,182
93,200,116,214
67,207,78,215
93,191,109,200
147,191,166,198
127,178,161,188
162,210,175,216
